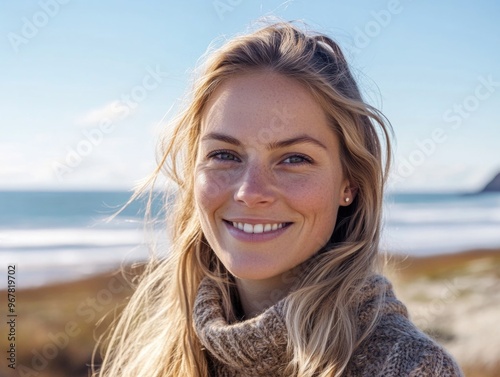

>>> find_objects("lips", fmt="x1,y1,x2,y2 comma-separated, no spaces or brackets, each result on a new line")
223,220,292,234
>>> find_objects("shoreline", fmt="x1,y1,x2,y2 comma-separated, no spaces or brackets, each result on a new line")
384,247,500,279
1,247,499,377
13,246,500,291
386,248,500,377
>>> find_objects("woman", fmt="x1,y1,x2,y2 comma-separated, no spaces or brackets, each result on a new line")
96,22,463,376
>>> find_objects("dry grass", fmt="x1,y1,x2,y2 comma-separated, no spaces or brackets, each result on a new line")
385,249,500,377
1,250,499,376
0,268,139,377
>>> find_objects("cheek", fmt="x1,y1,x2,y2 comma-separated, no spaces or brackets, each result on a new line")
283,171,340,212
194,170,231,217
283,172,340,239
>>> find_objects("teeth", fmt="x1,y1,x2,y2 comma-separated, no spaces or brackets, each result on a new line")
231,221,287,234
253,224,264,233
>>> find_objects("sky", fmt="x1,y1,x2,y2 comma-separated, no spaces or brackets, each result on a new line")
1,0,499,192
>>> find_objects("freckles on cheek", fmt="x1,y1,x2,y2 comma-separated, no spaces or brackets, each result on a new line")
194,172,212,207
285,174,338,225
285,175,332,206
194,174,215,235
194,170,226,209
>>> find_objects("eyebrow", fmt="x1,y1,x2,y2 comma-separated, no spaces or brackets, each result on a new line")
201,132,328,150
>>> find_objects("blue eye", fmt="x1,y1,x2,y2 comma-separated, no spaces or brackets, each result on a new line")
282,154,313,164
207,150,240,162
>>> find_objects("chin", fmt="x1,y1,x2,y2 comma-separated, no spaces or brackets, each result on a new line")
225,260,291,283
220,257,274,280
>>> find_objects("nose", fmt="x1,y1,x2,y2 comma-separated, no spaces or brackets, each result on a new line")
234,163,276,207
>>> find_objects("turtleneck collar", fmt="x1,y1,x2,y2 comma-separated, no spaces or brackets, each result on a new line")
193,277,289,376
193,272,408,377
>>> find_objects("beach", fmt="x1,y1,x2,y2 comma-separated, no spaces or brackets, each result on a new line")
1,249,499,377
2,191,500,289
1,266,136,377
1,191,500,376
387,249,500,377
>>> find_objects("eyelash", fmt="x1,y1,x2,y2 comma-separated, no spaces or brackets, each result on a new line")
206,149,241,162
206,149,313,165
282,153,313,165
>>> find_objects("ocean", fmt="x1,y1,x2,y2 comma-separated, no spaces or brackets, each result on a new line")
1,190,499,288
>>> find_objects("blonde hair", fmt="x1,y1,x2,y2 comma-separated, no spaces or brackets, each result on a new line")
95,21,392,377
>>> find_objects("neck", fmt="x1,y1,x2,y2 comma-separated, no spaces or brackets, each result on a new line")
235,271,300,318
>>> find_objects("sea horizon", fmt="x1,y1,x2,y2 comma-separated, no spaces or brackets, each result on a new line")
1,190,499,288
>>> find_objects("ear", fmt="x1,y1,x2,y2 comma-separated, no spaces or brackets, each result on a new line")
339,181,358,206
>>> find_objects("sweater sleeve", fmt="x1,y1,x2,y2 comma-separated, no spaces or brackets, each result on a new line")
346,275,464,377
385,340,464,377
347,326,465,377
346,306,465,376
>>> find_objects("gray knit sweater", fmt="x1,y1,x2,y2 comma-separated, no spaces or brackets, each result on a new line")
193,274,464,377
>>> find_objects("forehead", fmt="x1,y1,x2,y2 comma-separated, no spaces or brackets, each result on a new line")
200,72,333,141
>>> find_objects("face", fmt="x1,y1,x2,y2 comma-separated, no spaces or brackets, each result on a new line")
194,71,351,283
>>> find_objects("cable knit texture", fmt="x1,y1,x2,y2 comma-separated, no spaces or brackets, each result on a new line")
193,274,464,377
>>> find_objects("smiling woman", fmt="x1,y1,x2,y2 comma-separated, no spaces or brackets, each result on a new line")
195,72,349,294
94,22,463,377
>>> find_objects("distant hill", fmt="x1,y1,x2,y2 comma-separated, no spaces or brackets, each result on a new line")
480,172,500,193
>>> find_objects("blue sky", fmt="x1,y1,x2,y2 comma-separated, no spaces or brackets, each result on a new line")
1,0,499,192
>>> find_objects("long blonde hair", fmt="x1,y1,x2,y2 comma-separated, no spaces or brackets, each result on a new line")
95,21,392,377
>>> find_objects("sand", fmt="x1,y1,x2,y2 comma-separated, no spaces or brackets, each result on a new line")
1,250,499,377
386,249,500,377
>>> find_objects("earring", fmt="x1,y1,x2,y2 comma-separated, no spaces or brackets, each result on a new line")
345,197,350,203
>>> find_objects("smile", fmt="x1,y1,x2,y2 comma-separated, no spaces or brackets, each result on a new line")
223,219,293,234
230,221,289,234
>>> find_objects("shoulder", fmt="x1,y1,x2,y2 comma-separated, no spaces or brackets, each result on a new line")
349,314,463,376
346,275,464,377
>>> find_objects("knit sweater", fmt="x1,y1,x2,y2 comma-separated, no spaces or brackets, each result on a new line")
193,274,464,377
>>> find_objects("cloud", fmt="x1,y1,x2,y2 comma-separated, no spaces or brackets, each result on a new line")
388,162,497,193
0,141,55,189
76,100,132,127
0,135,153,190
